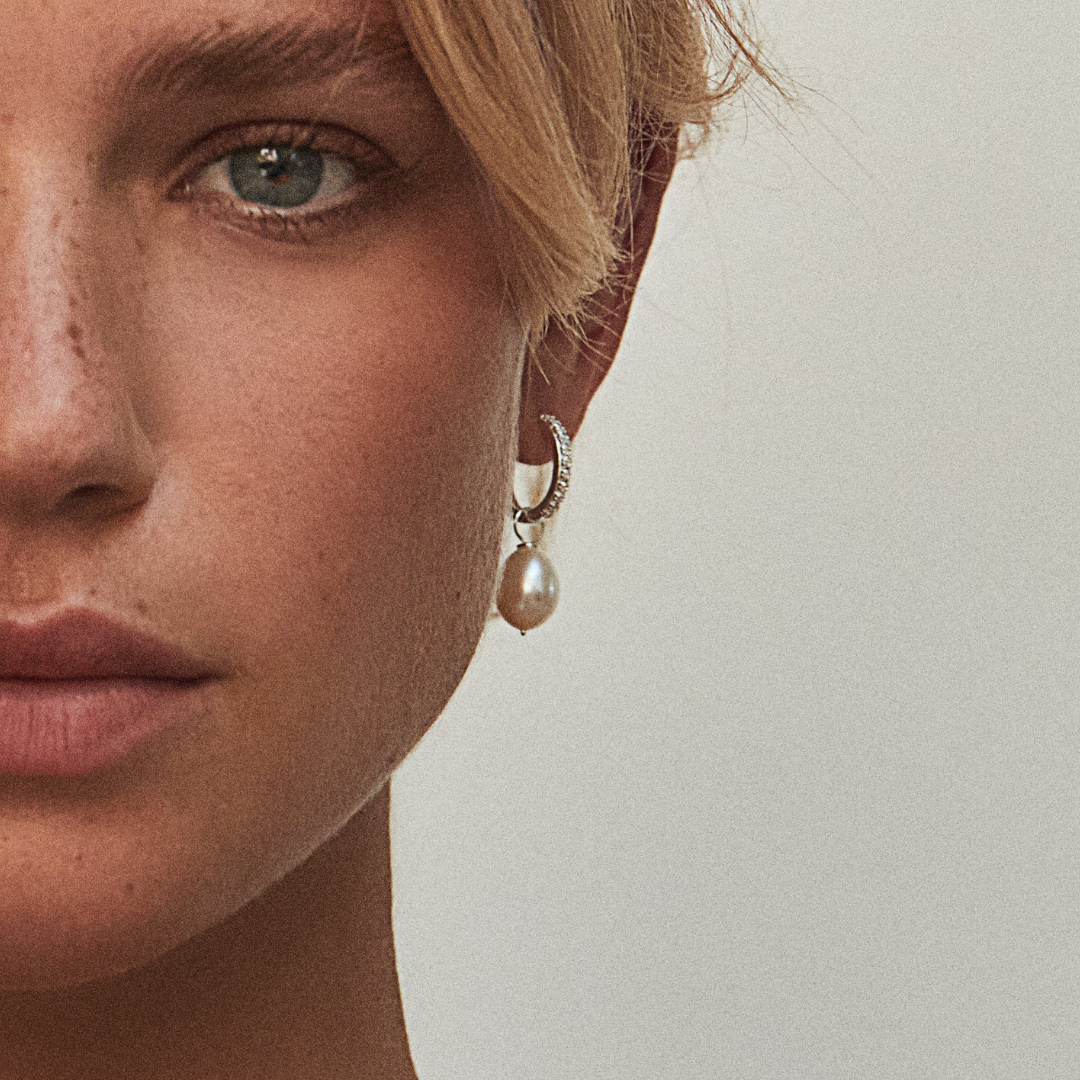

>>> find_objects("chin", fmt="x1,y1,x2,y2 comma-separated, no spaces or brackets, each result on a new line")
0,812,247,993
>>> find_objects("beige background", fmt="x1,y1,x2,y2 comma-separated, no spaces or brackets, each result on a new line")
391,0,1080,1076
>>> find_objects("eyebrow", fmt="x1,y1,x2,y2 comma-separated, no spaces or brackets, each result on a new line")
121,17,418,101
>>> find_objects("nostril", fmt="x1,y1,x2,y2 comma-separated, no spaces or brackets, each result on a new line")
63,483,134,519
0,472,154,526
70,483,110,497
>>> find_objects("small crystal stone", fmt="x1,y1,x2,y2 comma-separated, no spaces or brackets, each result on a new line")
496,543,559,633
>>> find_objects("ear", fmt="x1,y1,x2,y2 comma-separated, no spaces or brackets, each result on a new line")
516,128,679,465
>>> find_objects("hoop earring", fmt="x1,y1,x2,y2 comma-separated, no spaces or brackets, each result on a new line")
496,414,572,635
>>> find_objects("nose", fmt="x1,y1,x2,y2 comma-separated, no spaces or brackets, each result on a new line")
0,192,157,528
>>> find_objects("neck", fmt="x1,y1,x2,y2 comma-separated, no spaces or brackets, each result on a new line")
0,785,418,1080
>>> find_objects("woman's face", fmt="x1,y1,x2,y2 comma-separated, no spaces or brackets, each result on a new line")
0,0,523,989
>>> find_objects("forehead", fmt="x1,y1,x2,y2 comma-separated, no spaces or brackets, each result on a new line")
0,0,394,34
0,0,404,96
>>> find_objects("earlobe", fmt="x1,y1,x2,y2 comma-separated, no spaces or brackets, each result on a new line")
516,127,679,465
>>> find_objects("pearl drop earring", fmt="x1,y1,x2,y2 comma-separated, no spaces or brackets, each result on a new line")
496,414,572,634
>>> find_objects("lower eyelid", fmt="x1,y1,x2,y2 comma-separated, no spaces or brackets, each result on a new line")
180,176,383,245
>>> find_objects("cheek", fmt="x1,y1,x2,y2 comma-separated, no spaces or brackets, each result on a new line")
144,201,522,759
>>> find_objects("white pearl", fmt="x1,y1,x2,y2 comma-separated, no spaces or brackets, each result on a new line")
496,543,559,633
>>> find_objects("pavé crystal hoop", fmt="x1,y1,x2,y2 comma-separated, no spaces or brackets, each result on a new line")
496,414,572,634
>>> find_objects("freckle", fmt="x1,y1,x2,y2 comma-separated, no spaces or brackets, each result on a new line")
66,322,87,361
50,212,61,232
0,114,12,124
125,882,135,895
455,590,462,600
73,853,83,863
87,586,98,596
136,600,148,614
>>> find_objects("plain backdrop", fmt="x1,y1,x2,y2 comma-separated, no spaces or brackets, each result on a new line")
390,1,1080,1076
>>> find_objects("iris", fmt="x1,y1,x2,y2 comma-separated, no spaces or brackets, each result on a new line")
228,146,324,208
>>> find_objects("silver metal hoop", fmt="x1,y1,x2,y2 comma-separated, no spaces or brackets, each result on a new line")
513,414,572,525
512,517,545,545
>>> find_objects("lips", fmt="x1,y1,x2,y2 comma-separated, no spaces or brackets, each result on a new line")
0,608,218,776
0,608,212,681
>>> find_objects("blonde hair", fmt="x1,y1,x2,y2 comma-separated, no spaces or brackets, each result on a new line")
394,0,778,345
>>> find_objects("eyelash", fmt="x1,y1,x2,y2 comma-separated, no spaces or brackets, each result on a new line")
172,121,396,242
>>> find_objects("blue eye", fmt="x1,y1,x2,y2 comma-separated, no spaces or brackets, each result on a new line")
188,143,357,212
229,146,324,208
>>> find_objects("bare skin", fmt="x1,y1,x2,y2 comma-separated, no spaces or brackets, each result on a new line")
0,790,413,1080
0,0,674,1076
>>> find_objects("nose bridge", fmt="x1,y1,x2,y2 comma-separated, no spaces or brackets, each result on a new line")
0,159,156,526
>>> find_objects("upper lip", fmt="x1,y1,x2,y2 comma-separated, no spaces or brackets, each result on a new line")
0,608,214,681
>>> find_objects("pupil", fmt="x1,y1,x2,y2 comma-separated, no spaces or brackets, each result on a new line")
228,146,324,208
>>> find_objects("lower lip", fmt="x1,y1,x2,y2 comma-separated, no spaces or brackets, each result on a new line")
0,678,210,776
